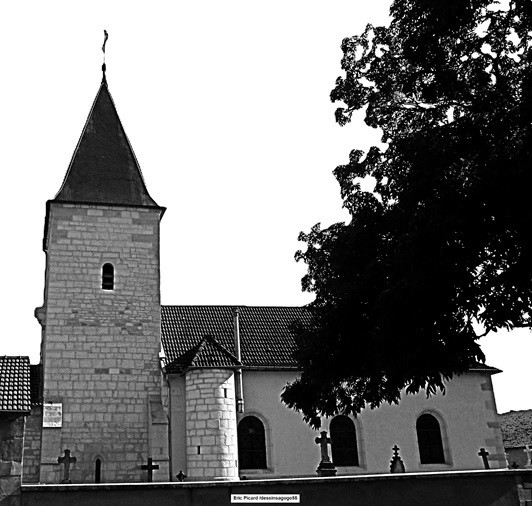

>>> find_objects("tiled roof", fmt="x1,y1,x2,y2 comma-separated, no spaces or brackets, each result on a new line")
499,409,532,448
53,80,159,208
165,335,240,373
0,357,31,413
161,306,311,370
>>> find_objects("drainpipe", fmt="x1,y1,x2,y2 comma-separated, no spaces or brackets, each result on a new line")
233,307,244,413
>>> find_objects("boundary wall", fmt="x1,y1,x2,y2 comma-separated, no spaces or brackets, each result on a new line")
21,469,532,506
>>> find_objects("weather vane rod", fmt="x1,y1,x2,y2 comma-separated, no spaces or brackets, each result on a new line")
102,29,109,83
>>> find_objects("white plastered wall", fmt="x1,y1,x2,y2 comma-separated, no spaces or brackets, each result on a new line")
168,369,506,479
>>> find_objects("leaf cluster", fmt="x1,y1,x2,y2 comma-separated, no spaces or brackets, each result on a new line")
282,0,532,428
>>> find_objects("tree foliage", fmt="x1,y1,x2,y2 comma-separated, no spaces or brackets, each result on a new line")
282,0,532,428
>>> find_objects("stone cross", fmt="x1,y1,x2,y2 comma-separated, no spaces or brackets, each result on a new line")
315,431,332,463
141,457,159,482
390,445,406,473
314,430,337,477
58,449,77,484
524,445,532,469
478,448,490,469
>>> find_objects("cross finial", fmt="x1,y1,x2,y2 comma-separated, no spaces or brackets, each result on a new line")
390,444,405,473
101,30,109,84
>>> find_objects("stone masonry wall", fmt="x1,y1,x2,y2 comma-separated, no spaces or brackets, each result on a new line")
185,369,239,480
21,407,42,484
0,414,25,506
39,203,165,483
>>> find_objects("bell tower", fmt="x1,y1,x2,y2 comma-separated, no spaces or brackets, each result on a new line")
37,72,168,483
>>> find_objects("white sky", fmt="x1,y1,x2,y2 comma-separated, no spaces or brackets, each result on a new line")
0,1,528,414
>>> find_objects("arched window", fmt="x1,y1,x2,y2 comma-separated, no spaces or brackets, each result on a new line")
330,415,359,466
238,416,267,469
416,413,445,464
95,458,101,483
101,263,114,290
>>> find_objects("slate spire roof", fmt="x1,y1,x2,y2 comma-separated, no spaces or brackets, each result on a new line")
53,77,159,208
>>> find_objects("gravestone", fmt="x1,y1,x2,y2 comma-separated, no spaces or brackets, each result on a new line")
315,431,337,476
390,445,405,473
58,449,76,484
478,448,490,470
141,457,159,482
524,445,532,469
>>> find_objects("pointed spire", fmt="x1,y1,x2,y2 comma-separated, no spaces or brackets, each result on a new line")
53,80,159,208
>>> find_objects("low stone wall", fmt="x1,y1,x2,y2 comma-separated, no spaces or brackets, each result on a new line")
21,469,532,506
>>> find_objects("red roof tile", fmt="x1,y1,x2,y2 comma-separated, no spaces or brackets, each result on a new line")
161,306,310,370
0,357,31,413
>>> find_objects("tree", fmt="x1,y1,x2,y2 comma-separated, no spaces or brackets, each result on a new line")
282,0,532,428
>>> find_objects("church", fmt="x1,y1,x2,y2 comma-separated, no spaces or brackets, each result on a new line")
20,69,508,484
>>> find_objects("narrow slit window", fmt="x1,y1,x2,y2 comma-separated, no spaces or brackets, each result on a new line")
95,458,101,483
102,263,114,290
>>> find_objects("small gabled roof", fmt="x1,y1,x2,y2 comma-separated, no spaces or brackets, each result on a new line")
161,305,311,370
165,335,240,374
53,78,159,208
0,356,31,413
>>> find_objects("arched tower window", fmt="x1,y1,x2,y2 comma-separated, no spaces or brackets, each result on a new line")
416,413,445,464
330,415,359,466
101,263,114,290
238,416,267,469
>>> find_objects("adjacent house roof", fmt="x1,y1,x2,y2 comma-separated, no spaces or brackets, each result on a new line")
0,357,31,413
53,79,159,208
499,409,532,448
161,305,311,370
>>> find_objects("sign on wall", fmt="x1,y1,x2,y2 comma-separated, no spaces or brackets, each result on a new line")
43,403,63,428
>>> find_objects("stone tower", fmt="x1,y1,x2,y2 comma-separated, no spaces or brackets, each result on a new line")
36,73,168,483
